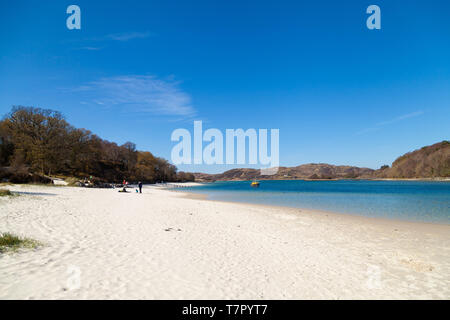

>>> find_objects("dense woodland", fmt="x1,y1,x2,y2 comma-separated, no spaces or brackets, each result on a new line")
0,106,194,184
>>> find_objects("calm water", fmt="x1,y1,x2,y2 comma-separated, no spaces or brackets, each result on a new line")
183,180,450,224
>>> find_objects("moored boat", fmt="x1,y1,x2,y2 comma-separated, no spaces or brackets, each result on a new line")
251,181,260,187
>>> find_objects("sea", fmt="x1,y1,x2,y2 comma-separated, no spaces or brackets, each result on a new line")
182,180,450,224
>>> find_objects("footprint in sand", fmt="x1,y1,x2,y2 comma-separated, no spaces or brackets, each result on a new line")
400,258,434,272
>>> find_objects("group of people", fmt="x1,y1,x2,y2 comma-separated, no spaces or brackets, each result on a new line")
120,180,143,193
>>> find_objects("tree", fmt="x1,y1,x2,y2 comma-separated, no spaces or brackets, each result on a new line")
0,120,14,166
6,106,70,175
121,141,137,174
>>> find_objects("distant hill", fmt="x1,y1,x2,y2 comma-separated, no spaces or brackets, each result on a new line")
374,141,450,178
194,164,374,182
193,141,450,181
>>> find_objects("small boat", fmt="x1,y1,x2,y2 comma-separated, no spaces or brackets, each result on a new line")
250,181,260,187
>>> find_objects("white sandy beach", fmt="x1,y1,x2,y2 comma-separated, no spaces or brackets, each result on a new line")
0,184,449,299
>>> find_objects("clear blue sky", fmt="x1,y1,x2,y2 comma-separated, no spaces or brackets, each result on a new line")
1,1,449,173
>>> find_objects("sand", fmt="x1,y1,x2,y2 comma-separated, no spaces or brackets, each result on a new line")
0,184,449,299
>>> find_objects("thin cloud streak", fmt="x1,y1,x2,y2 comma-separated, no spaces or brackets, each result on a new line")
77,46,102,51
65,31,154,49
356,111,424,135
106,32,153,41
376,111,424,126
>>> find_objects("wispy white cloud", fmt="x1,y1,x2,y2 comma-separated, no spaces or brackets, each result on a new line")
106,32,152,41
74,75,195,117
375,111,424,126
356,111,424,135
77,46,102,51
66,31,153,49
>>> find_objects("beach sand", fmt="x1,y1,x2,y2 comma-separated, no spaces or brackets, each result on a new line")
0,184,449,299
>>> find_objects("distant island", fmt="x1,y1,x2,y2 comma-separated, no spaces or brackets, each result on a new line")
193,141,450,182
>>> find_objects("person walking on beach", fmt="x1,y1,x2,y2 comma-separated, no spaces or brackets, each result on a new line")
138,181,143,194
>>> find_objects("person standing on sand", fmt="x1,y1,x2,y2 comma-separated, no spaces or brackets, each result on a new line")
138,181,143,194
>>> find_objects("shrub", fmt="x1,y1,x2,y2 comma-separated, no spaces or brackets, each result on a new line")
0,189,12,196
0,232,40,253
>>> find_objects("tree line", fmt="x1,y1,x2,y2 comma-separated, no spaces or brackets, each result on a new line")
0,106,194,183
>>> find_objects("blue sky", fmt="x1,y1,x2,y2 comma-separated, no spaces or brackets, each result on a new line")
1,0,449,173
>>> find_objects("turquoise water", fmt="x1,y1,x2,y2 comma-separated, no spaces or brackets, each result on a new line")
183,180,450,224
